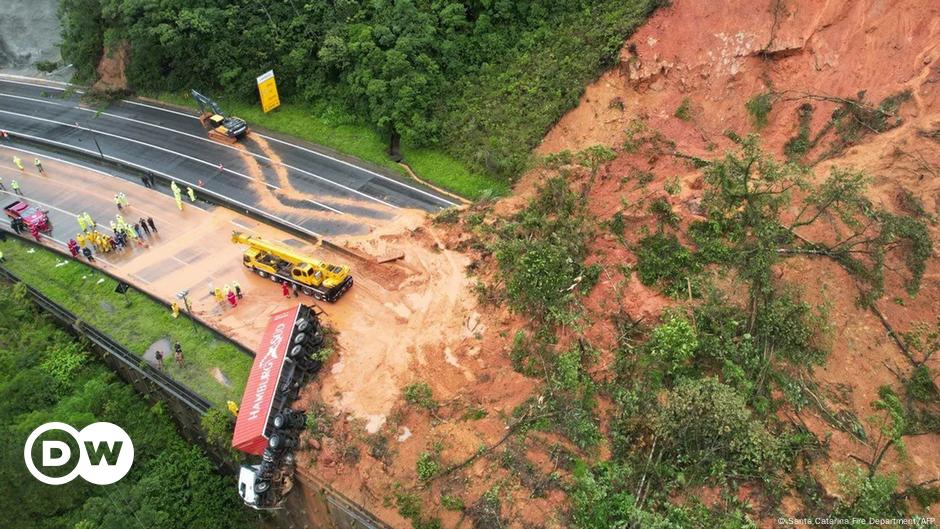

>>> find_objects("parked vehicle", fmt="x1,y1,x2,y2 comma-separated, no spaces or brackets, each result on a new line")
4,200,52,233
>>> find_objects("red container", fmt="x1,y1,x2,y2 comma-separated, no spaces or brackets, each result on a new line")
232,305,301,455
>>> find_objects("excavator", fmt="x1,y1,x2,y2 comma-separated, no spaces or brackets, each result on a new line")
231,231,353,302
190,89,248,144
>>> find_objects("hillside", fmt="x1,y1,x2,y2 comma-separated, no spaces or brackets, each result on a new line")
36,0,940,527
287,1,940,528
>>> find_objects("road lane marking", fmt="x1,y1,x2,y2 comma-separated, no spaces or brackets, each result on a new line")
0,93,67,106
1,77,455,207
2,132,330,239
0,107,378,212
0,142,205,222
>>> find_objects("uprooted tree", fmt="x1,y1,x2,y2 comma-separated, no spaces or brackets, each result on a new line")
698,134,931,311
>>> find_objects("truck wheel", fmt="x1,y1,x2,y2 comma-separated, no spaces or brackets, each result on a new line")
301,287,314,296
254,480,271,494
256,269,267,278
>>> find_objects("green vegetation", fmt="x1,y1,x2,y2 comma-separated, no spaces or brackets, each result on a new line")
463,133,936,528
416,445,443,483
403,381,437,411
491,175,597,323
0,282,252,529
149,92,507,200
395,490,442,529
673,97,693,121
783,103,814,160
0,238,251,407
745,92,774,129
60,0,661,188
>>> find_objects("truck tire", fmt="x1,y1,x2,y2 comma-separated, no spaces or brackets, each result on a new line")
256,269,267,278
254,480,271,494
301,286,315,296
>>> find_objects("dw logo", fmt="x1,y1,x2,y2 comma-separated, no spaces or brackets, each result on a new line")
24,422,134,485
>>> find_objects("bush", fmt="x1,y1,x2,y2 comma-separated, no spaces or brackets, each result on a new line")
645,314,698,373
404,381,438,411
745,92,774,129
653,378,782,480
635,232,699,295
674,97,693,121
416,451,442,482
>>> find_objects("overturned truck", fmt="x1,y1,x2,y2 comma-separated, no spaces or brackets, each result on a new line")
232,304,326,509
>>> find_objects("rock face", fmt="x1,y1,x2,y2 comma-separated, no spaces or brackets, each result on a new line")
0,0,62,72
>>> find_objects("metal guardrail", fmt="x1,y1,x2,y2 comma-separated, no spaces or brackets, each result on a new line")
0,266,211,415
0,225,255,359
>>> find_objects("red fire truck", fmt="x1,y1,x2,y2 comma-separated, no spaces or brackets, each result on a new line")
233,304,326,509
4,200,52,233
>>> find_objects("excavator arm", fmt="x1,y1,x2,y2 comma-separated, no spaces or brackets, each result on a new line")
190,89,225,116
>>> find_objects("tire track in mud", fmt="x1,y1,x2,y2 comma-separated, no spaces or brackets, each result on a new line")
226,140,370,236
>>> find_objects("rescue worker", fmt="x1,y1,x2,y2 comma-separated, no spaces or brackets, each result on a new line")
174,193,183,211
139,217,151,236
227,400,239,416
13,156,24,172
115,194,123,210
82,246,94,262
233,281,242,299
170,181,180,195
67,239,79,258
118,192,129,209
226,289,237,308
11,179,22,195
133,222,142,239
154,350,164,370
281,281,290,298
214,286,223,303
76,233,86,248
187,186,196,202
29,224,41,242
34,158,44,175
84,213,96,230
171,302,180,318
222,283,231,299
174,342,184,368
147,217,157,233
77,214,87,232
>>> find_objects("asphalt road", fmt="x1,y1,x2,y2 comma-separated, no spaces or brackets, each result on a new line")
0,76,457,237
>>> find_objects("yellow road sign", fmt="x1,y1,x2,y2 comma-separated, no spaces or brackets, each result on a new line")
256,70,280,113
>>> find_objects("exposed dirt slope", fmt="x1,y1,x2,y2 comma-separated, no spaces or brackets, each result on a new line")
530,0,940,517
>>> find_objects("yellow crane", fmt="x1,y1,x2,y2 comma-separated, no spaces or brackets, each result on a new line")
231,231,353,302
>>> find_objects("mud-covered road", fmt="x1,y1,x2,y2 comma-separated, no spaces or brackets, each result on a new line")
0,76,457,238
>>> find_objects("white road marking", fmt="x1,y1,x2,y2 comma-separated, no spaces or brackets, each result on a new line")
0,143,201,227
0,75,76,89
2,132,329,239
0,76,457,207
0,107,375,213
0,93,67,106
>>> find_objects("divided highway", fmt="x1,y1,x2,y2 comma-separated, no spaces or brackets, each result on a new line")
0,76,456,237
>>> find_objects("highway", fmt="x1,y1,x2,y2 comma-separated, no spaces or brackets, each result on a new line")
0,76,457,237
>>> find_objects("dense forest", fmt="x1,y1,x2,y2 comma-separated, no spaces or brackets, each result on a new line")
0,282,254,529
58,0,662,181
